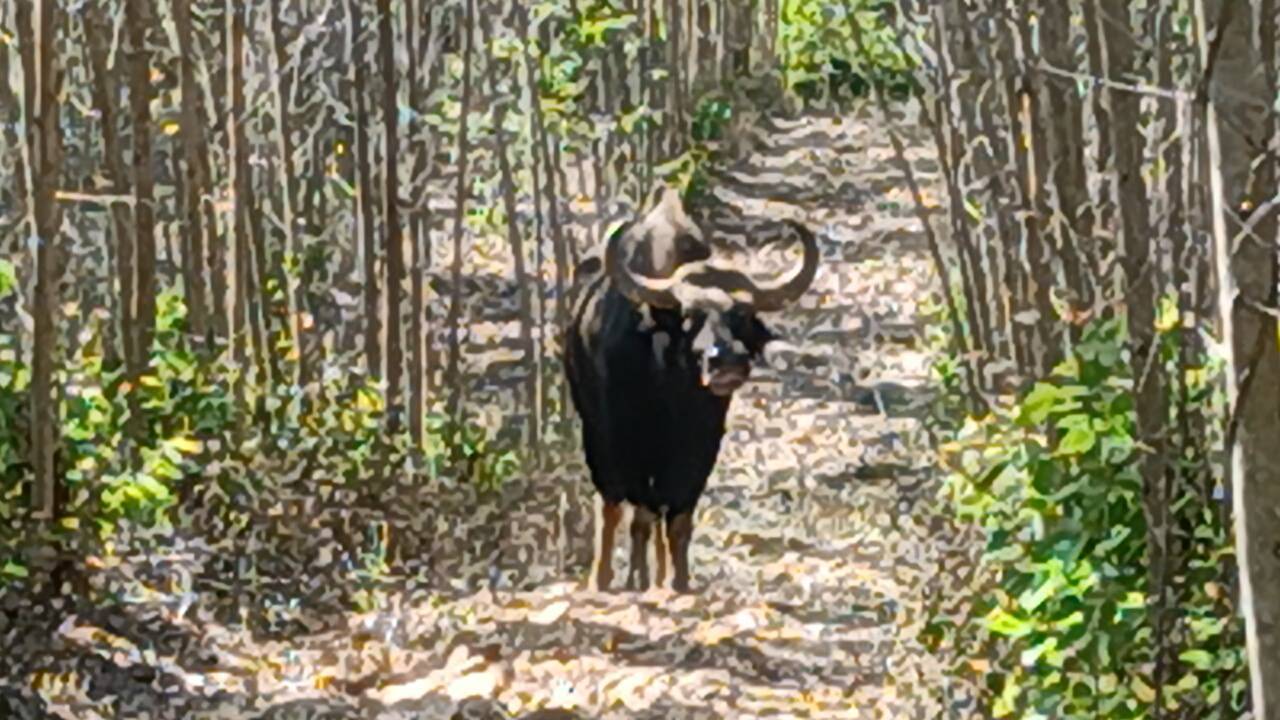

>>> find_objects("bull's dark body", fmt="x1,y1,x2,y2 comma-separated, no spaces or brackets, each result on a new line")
565,277,762,520
563,189,816,591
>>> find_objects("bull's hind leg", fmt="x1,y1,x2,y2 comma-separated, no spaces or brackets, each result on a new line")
626,506,658,590
592,495,624,591
665,511,695,593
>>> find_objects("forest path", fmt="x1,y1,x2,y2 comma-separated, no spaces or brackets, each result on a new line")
370,106,958,719
11,106,965,720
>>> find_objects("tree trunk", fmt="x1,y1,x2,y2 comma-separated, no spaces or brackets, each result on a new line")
172,0,211,348
1036,0,1089,324
351,0,382,378
378,0,405,429
1102,2,1172,702
494,92,539,462
1199,0,1280,712
443,0,476,421
1011,5,1061,377
407,0,427,445
84,6,131,369
225,0,247,376
22,0,63,518
269,0,304,382
522,4,549,461
126,0,157,374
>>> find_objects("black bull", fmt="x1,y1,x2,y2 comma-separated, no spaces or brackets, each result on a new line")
563,195,820,592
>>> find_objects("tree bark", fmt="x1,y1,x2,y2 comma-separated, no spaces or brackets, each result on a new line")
494,81,539,461
225,0,247,375
1101,2,1173,703
351,0,382,378
1199,0,1280,712
378,0,405,428
407,0,427,445
1036,0,1089,323
522,4,549,460
126,0,157,377
172,0,211,347
85,6,132,369
269,0,304,382
443,0,476,421
22,0,63,518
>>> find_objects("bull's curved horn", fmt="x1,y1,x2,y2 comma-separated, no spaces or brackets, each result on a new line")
604,219,682,309
749,220,820,312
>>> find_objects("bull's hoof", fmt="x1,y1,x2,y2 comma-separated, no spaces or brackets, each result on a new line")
591,569,614,592
625,569,650,592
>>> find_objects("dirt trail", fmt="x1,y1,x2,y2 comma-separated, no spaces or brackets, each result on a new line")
373,108,958,719
8,108,968,720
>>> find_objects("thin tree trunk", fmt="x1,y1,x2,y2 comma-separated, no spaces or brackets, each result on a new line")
1199,0,1280,712
494,94,539,461
351,0,382,377
1012,6,1061,376
172,0,211,347
522,4,548,460
443,0,476,421
225,0,247,377
269,0,303,382
247,142,275,394
85,8,131,369
1081,0,1115,287
1037,0,1089,325
932,4,987,372
1102,3,1172,704
529,9,572,423
407,0,427,445
126,0,157,375
22,0,62,518
378,0,405,429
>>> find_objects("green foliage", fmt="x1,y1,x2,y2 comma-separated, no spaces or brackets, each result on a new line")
424,411,521,495
777,0,921,104
691,94,734,143
0,284,522,590
929,314,1248,718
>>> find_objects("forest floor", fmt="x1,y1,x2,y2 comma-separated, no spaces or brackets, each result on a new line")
1,104,977,719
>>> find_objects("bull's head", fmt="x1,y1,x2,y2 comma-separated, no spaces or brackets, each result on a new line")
605,212,820,397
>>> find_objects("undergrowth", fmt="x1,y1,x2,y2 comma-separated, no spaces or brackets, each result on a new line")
0,282,522,606
921,296,1249,718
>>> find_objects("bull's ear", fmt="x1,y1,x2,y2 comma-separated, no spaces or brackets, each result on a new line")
576,219,630,281
745,316,776,357
574,255,602,282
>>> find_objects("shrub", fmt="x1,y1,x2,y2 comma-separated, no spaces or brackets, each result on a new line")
778,0,921,105
928,313,1249,718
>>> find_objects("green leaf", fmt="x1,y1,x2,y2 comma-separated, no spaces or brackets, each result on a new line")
986,607,1033,638
134,473,172,502
1017,572,1065,613
1019,382,1064,425
1179,649,1215,670
2,561,28,578
0,258,15,298
1056,425,1097,457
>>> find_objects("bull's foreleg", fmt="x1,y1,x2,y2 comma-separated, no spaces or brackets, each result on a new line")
652,514,668,589
626,506,658,590
666,511,695,593
592,496,623,591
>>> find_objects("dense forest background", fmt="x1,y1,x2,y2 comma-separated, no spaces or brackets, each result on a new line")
1,0,1279,717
